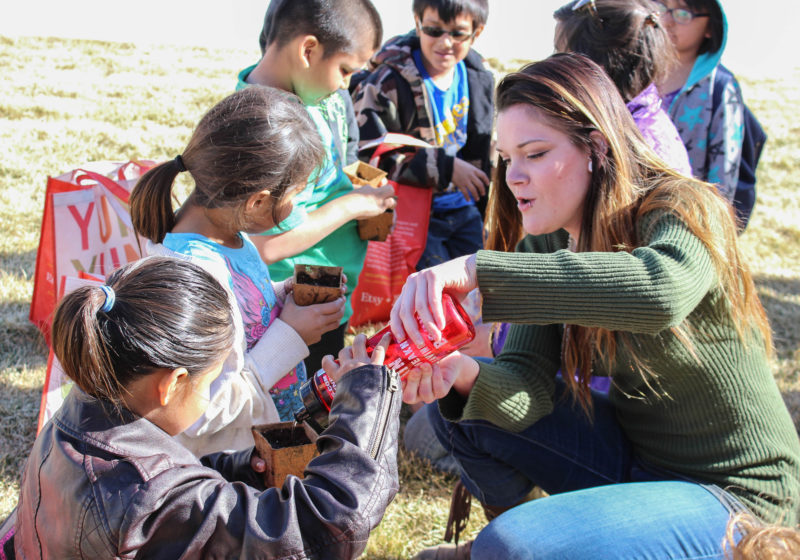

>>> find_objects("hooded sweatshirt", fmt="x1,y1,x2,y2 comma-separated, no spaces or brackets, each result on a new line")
663,0,743,200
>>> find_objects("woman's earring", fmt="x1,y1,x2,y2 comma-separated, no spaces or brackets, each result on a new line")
588,159,593,172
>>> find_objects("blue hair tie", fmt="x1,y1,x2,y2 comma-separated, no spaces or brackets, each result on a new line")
99,285,116,313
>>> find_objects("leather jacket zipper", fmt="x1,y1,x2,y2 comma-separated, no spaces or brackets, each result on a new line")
370,367,399,459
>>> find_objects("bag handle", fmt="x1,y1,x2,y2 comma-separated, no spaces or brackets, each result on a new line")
369,143,407,168
75,169,133,202
74,169,135,230
116,160,153,181
365,134,432,167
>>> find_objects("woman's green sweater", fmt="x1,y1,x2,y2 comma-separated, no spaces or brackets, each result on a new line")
439,214,800,525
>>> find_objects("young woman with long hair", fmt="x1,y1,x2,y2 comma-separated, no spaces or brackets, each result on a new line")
392,53,799,559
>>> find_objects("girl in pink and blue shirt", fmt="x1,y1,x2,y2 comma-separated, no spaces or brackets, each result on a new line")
130,87,346,456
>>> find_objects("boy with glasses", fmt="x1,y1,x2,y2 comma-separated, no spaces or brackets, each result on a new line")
655,0,745,203
351,0,494,272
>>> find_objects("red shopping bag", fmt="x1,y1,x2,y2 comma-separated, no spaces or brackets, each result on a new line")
349,144,433,327
29,160,155,344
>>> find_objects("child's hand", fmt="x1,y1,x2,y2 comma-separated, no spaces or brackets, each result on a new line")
250,451,266,474
452,158,489,201
321,332,390,382
280,293,345,345
401,352,478,404
273,278,293,302
349,184,397,219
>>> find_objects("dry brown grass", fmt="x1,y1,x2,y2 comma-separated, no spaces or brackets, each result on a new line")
0,35,798,558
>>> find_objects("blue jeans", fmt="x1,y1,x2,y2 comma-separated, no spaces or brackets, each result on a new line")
403,358,494,475
403,405,461,475
428,381,743,559
417,204,483,271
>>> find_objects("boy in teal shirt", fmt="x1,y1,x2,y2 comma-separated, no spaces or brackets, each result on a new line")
237,0,396,371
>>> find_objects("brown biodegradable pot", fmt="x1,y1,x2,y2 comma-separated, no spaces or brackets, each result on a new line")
343,161,387,188
292,264,343,306
251,421,319,488
357,209,394,242
344,161,394,242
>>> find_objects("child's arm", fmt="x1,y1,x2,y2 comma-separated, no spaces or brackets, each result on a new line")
250,185,396,264
146,244,309,440
200,447,265,488
127,364,402,559
181,312,310,441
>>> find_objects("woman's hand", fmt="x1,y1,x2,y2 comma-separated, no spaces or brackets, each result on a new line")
390,254,479,347
402,351,479,404
320,332,391,382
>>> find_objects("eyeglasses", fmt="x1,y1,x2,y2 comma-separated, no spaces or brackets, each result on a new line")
652,1,709,25
417,23,475,43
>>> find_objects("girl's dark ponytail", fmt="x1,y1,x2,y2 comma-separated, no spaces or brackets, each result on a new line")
130,158,185,244
131,87,324,243
51,257,235,406
52,284,123,405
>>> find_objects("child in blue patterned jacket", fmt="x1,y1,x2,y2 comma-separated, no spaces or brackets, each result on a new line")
655,0,744,201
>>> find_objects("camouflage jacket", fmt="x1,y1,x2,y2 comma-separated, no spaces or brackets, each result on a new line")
350,31,494,194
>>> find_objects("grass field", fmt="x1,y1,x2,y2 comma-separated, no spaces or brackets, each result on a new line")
1,36,798,558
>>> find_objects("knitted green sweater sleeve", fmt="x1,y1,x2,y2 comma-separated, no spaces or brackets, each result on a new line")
437,213,800,526
478,213,716,334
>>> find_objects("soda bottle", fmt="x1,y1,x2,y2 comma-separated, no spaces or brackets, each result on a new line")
295,292,475,433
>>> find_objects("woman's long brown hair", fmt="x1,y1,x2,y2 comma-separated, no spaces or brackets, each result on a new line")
485,53,770,412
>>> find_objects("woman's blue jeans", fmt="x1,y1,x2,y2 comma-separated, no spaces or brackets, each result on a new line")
427,380,743,559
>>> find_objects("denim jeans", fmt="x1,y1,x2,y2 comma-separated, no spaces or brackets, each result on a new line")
428,380,743,559
403,404,461,475
416,204,484,271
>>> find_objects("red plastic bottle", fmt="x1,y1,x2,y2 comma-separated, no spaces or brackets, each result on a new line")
295,293,475,432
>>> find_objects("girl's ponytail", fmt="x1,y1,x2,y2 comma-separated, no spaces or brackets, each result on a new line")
130,87,323,242
130,157,186,243
52,284,123,404
51,257,235,406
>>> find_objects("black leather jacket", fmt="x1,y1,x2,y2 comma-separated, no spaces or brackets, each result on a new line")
15,365,401,559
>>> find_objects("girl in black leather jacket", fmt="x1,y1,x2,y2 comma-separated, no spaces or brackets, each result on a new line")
14,257,401,559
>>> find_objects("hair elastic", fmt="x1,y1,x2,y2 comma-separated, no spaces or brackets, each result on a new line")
174,154,187,173
99,285,116,313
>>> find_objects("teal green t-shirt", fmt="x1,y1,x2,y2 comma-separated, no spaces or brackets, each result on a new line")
236,65,366,323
